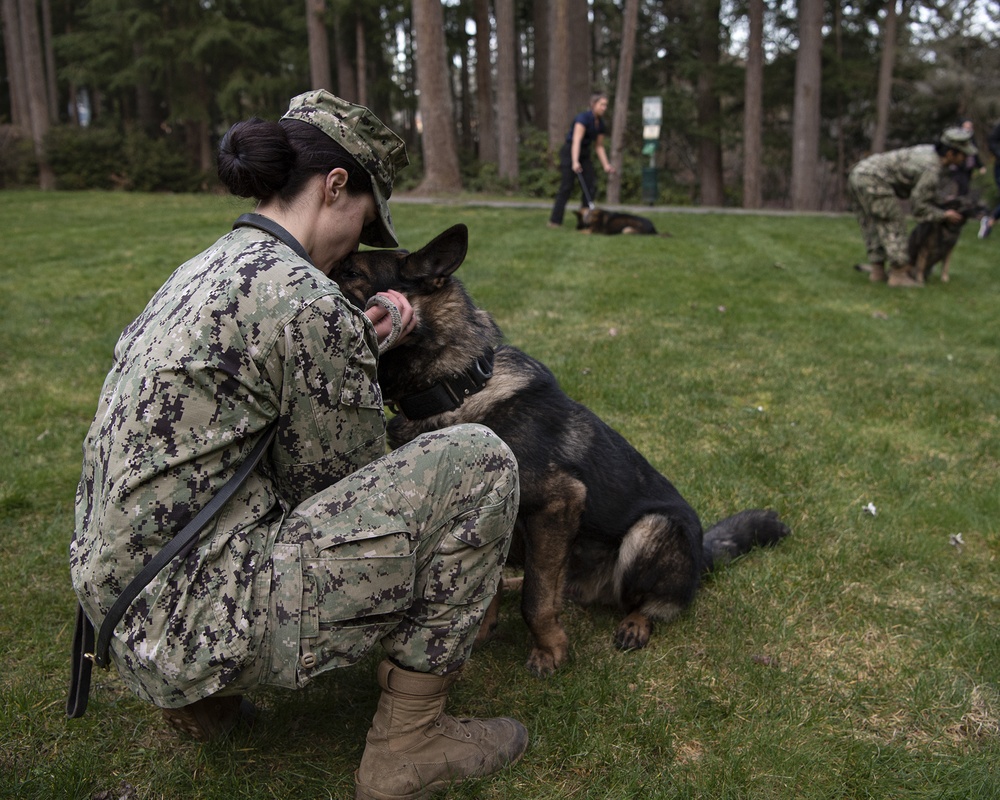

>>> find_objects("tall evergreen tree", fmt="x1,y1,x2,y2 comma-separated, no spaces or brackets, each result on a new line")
790,0,822,210
412,0,462,192
742,0,764,209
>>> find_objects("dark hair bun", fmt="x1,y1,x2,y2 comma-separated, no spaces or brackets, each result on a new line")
217,118,295,201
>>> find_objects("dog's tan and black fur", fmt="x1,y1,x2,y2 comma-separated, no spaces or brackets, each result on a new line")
908,195,988,283
573,207,669,236
333,224,789,676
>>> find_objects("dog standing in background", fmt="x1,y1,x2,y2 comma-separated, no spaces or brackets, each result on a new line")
332,224,789,677
908,195,988,283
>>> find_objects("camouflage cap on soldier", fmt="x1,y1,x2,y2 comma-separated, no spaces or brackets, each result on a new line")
940,127,978,157
282,90,409,248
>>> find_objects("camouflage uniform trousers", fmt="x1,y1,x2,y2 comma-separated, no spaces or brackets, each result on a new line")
848,169,909,268
227,423,519,693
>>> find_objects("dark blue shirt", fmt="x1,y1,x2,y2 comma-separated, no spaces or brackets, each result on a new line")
565,110,607,157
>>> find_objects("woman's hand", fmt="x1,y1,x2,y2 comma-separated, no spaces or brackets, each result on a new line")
364,290,416,352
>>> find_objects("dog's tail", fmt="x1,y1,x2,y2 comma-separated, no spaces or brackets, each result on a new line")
702,509,789,572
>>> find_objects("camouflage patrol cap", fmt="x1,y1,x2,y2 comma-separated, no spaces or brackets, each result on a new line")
940,127,978,157
282,90,409,247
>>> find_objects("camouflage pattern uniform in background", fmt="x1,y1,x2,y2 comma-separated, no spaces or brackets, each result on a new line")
847,145,950,268
71,225,519,709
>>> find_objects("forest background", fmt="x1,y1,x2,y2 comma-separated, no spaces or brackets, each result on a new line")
2,0,1000,211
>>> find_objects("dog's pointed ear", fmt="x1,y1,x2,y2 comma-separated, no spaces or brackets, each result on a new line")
403,224,469,283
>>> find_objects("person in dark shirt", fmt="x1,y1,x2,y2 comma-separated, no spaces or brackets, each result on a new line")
548,93,615,228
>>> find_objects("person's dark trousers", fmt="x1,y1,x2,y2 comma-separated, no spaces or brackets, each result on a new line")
993,163,1000,222
549,142,597,225
953,170,970,196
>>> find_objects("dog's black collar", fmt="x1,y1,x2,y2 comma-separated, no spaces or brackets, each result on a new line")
390,348,495,420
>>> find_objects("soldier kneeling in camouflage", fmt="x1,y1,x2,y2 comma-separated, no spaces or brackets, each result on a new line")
70,90,527,800
847,127,978,287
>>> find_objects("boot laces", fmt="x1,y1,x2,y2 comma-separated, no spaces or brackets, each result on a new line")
432,714,486,740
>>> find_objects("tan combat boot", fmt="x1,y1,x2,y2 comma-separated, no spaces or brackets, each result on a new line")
887,266,922,287
854,263,887,282
161,695,254,741
354,660,528,800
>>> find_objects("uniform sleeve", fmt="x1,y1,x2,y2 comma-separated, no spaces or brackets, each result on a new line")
910,167,947,223
268,292,387,507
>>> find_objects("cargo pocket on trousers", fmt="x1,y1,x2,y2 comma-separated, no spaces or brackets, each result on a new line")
432,471,518,607
265,542,306,689
298,527,416,675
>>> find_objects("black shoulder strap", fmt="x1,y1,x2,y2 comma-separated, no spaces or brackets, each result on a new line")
67,603,95,718
67,423,277,718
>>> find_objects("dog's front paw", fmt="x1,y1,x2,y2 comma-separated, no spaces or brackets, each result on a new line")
525,647,559,678
613,611,653,651
525,646,565,677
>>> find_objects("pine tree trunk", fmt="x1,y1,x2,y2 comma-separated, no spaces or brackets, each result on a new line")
306,0,333,92
606,0,638,205
17,0,56,188
495,0,518,182
355,15,367,106
532,0,549,134
790,0,823,210
566,0,590,113
412,0,462,193
40,0,57,121
872,0,899,154
547,0,570,154
696,0,724,206
332,11,357,101
742,0,764,209
474,0,497,164
1,0,31,128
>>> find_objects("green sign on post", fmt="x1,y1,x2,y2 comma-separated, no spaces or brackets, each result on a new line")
641,96,662,205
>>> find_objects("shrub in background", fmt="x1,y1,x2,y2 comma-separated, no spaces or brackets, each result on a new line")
0,126,37,188
516,126,559,199
44,125,122,189
122,130,197,192
44,125,199,192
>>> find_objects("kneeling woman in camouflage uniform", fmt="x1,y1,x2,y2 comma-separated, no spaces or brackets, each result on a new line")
70,90,527,800
847,127,977,287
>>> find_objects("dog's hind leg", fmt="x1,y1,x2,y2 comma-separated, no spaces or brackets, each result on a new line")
520,473,587,676
473,574,525,646
613,514,700,651
475,588,503,645
915,252,932,285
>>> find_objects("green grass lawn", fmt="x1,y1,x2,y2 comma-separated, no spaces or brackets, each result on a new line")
1,191,998,799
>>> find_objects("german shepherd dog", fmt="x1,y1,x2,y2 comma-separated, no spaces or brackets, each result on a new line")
333,224,789,676
908,195,988,283
573,207,669,236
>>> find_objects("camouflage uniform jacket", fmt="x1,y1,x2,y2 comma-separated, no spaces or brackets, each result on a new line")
850,145,949,223
71,225,385,707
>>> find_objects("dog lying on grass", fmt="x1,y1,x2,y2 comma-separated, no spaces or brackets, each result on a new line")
573,207,669,236
332,224,789,676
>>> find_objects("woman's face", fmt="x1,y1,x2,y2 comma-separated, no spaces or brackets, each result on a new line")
335,191,378,260
593,97,609,117
316,183,378,273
